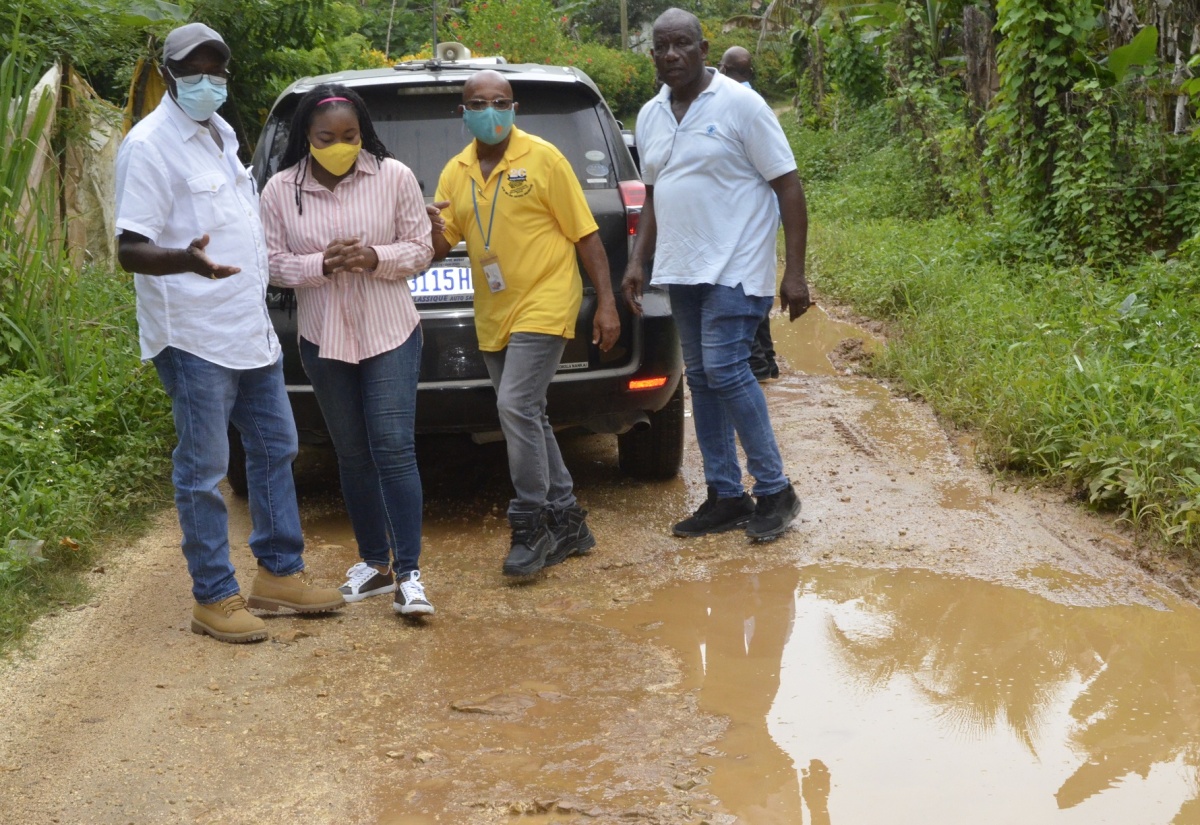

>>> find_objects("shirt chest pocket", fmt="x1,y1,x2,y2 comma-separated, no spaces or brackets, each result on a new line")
187,172,241,231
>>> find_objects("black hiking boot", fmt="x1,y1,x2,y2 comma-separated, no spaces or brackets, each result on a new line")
545,505,597,566
503,509,554,577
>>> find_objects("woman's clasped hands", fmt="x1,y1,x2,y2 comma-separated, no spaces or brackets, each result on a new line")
322,237,378,276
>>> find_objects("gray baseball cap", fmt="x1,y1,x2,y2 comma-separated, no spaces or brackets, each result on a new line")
163,22,231,63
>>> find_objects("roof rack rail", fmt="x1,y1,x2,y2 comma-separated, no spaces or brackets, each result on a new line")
393,56,508,72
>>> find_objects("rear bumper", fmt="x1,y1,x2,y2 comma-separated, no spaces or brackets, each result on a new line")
288,303,681,444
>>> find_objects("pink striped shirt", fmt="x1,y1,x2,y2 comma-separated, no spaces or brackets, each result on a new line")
260,153,432,363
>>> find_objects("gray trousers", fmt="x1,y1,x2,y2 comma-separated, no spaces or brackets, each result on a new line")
482,332,577,517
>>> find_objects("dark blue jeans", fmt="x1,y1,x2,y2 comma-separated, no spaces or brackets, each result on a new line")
152,348,305,604
300,332,423,575
669,282,788,498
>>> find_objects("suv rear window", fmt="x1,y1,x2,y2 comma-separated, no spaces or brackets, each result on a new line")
259,82,621,195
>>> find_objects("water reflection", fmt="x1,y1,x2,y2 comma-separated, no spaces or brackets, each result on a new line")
611,568,804,823
802,758,832,825
362,555,1200,823
773,566,1200,824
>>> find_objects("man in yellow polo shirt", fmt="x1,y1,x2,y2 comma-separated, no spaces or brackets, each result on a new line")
432,69,620,578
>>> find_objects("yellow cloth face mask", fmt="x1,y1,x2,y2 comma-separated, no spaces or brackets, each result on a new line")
310,141,361,176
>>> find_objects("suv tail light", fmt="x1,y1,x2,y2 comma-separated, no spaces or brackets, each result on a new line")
619,180,645,238
628,376,668,391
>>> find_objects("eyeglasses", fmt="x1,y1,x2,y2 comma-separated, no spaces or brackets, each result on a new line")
463,97,514,111
166,66,231,87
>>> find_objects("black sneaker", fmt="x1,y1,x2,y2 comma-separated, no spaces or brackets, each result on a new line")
745,483,802,541
672,486,756,537
753,360,781,382
503,510,554,577
545,505,597,566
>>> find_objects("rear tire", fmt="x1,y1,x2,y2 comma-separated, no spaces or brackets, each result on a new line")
618,382,685,479
226,426,248,498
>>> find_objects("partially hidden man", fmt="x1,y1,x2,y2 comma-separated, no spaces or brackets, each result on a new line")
431,70,621,578
115,22,344,643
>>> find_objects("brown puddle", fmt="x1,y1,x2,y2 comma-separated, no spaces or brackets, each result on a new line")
771,306,956,469
370,561,1200,824
770,304,879,378
618,564,1200,824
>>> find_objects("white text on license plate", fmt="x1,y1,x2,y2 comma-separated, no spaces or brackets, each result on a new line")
409,258,474,303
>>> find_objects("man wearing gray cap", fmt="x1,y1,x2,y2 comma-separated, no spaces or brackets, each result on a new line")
115,22,344,643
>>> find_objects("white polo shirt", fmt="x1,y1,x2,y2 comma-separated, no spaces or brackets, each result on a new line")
636,69,797,297
115,96,279,368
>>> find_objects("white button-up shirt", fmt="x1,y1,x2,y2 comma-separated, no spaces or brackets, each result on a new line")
636,70,797,297
115,96,280,368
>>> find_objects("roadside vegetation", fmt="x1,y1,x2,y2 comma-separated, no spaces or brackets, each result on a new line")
788,1,1200,561
0,31,173,647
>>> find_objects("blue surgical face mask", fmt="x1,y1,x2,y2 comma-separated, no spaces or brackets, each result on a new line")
463,107,515,145
173,77,228,122
741,80,753,88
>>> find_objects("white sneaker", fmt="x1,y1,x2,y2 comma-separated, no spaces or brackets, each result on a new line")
338,562,396,603
393,570,435,616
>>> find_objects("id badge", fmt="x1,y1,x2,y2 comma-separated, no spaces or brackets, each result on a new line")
481,252,506,293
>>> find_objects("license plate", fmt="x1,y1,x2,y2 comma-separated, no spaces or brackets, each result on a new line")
409,257,474,304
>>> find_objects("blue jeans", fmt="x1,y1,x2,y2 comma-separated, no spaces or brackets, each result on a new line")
152,347,305,605
481,332,577,517
300,332,423,575
669,283,788,498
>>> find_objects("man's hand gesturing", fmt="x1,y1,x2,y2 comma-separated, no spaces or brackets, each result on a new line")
187,234,241,279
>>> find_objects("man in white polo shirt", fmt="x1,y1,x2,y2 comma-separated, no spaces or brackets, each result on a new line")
115,22,343,643
622,8,811,542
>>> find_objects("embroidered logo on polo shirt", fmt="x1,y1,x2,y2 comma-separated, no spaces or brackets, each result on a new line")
505,167,532,198
705,124,717,136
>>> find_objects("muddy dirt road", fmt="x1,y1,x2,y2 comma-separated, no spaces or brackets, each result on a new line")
4,307,1200,825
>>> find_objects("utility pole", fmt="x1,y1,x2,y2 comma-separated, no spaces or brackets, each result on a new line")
432,0,439,56
619,0,628,50
385,0,398,57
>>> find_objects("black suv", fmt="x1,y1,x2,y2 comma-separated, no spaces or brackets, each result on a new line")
228,56,682,493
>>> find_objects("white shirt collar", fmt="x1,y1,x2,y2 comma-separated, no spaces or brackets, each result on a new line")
655,66,722,108
162,93,235,145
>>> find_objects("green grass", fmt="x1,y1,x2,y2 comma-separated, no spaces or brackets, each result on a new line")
0,34,173,649
794,117,1200,558
0,265,175,649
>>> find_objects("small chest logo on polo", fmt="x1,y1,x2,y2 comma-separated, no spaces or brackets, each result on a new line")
504,168,532,198
705,124,718,136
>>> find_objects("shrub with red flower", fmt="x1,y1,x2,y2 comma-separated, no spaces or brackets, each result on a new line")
462,0,565,63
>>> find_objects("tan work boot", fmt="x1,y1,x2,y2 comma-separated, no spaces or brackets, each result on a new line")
246,565,345,613
192,594,268,644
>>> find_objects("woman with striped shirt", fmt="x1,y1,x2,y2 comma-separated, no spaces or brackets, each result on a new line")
261,84,435,616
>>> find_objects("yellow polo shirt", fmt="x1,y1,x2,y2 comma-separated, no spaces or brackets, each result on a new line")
435,127,598,352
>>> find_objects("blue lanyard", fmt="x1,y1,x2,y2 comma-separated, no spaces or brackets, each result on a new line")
471,176,503,252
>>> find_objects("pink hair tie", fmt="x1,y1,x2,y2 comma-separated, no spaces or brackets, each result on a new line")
317,96,351,106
